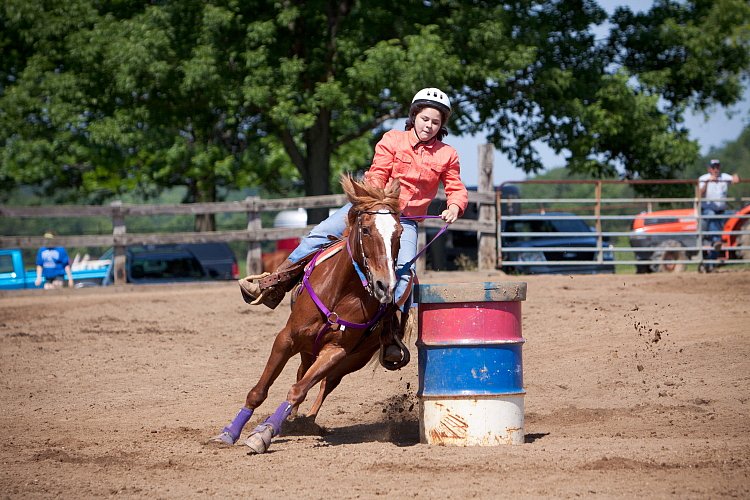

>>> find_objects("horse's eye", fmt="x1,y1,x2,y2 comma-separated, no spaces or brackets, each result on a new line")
362,227,371,236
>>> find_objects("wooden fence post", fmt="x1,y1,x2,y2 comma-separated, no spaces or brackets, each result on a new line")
111,200,127,286
246,196,263,276
478,144,496,271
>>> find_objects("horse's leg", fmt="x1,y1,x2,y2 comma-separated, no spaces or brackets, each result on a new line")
306,380,327,421
211,327,295,445
290,352,314,419
307,340,379,421
245,344,348,454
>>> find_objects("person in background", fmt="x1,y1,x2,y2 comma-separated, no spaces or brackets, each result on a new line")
35,231,74,289
699,158,740,264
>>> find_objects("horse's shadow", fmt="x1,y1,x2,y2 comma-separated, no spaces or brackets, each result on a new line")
278,416,421,447
273,415,550,449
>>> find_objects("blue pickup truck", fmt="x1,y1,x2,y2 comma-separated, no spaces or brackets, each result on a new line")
0,248,111,290
0,243,239,290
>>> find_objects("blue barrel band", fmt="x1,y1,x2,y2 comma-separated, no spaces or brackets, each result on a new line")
418,344,524,396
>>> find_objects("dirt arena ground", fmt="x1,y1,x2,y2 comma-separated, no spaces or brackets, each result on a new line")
1,269,749,498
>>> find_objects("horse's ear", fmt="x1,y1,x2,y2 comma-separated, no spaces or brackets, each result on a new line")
385,178,401,199
351,181,371,200
341,174,369,202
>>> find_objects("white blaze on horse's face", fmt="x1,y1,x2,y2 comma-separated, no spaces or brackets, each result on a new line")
373,209,399,297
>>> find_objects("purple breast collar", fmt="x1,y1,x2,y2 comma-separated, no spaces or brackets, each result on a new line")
302,245,388,357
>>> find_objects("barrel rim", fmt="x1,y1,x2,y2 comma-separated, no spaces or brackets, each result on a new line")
415,281,527,303
417,339,526,346
419,391,527,399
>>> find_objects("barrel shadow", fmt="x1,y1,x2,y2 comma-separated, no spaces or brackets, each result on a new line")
524,432,550,443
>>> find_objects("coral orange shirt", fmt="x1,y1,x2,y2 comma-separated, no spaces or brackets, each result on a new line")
364,129,469,218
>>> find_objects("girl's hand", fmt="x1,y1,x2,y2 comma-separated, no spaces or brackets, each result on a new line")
440,204,460,224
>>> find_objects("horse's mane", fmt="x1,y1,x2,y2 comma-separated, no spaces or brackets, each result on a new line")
341,175,401,227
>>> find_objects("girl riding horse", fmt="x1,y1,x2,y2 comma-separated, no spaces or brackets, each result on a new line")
240,88,468,368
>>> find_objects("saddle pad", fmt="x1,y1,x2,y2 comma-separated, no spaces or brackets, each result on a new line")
312,239,345,267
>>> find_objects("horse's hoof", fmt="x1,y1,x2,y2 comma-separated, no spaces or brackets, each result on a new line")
209,431,237,446
245,425,273,454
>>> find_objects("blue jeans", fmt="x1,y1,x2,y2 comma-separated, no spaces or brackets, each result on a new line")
288,203,418,310
701,204,725,261
701,205,724,243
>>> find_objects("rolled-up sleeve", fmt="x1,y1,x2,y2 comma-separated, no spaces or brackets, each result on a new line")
442,150,468,216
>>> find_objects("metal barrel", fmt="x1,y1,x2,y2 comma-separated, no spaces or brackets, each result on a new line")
415,282,527,446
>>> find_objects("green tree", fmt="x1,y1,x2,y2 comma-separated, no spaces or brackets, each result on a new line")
1,0,482,225
1,0,749,225
466,0,750,195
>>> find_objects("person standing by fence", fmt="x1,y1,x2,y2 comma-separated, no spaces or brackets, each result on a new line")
34,231,74,289
699,159,740,251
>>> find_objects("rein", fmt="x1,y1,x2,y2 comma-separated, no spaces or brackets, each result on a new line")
397,215,450,277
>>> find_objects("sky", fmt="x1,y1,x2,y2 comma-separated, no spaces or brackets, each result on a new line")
447,0,750,186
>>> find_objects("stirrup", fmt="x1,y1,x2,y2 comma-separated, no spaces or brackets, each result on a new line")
378,311,410,370
240,285,287,309
379,342,410,371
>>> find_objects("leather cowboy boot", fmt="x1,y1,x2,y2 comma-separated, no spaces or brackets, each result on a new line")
379,309,410,371
239,259,307,310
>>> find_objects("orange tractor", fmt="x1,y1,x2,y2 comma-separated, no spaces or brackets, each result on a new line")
630,204,750,272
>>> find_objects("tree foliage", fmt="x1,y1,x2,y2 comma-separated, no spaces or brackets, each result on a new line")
1,0,749,222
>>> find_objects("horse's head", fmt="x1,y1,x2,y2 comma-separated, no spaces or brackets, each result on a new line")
341,175,402,304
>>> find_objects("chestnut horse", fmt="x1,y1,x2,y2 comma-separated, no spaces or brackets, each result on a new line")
212,176,403,453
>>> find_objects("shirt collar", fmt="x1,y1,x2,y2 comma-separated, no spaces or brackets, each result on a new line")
409,129,438,150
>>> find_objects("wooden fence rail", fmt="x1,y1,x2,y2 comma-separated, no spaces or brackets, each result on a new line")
1,145,499,284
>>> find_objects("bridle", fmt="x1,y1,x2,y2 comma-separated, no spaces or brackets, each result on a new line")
348,208,400,298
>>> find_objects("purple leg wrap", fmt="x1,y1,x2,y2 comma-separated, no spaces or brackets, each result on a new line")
222,407,254,442
264,402,294,437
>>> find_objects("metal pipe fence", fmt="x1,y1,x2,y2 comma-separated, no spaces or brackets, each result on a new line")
496,179,750,273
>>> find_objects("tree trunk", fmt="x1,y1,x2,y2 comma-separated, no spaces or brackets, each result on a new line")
195,212,216,232
193,178,217,232
302,110,333,224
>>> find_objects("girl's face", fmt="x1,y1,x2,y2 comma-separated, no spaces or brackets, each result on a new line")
414,107,443,142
